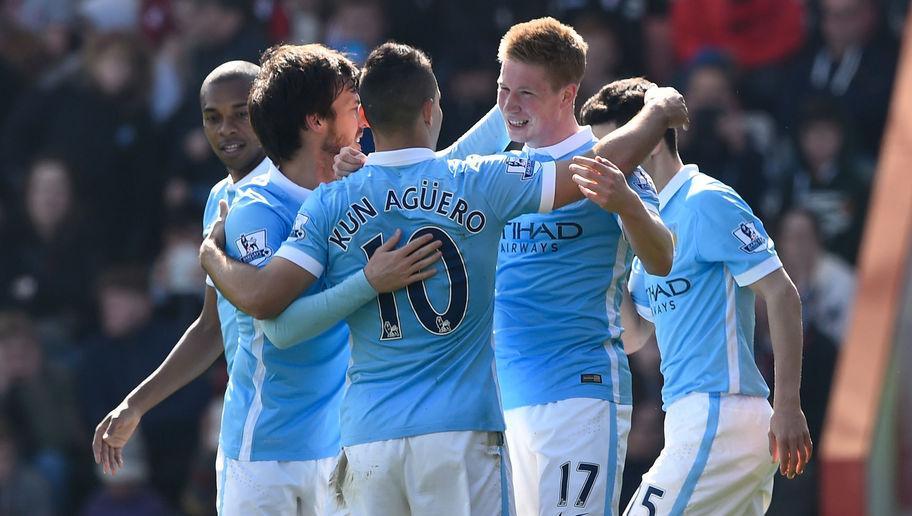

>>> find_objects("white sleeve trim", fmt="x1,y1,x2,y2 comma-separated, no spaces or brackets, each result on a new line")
205,275,215,288
734,255,783,287
538,161,556,213
274,245,325,278
644,203,660,217
634,302,655,322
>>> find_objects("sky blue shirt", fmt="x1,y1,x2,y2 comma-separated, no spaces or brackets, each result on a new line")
220,164,351,461
274,147,556,446
494,127,660,409
628,165,779,408
202,157,271,371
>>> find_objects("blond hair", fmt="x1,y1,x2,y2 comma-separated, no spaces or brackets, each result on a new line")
497,17,588,90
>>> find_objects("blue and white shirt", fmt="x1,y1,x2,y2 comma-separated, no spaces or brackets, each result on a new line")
220,164,350,461
202,157,271,371
494,127,660,409
274,147,556,446
628,164,777,408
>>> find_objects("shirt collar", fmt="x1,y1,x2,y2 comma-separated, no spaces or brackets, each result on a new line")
268,163,312,200
229,157,272,190
522,126,595,159
658,164,700,209
365,147,437,167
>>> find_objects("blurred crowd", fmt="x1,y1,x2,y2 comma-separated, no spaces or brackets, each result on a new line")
0,0,903,514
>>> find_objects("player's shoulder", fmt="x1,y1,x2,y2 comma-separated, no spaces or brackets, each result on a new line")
684,173,747,212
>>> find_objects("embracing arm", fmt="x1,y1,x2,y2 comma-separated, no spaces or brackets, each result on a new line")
749,267,813,479
620,289,656,355
93,285,223,473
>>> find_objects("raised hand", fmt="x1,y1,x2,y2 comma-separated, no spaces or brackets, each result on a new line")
645,86,690,130
364,229,443,293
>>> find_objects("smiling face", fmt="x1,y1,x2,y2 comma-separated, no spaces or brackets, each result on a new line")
321,87,367,155
497,58,576,148
200,77,265,175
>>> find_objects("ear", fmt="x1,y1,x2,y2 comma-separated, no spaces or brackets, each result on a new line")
305,113,325,133
421,98,434,126
358,105,370,128
561,83,579,106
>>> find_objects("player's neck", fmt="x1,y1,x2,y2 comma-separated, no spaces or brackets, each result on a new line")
280,144,334,190
648,152,685,194
372,131,434,153
228,151,267,183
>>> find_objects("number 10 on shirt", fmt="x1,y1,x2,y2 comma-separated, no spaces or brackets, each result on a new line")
361,226,469,340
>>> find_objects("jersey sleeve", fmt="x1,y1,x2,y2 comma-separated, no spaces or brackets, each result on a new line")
693,188,782,286
463,151,556,223
627,257,654,322
616,166,661,230
224,193,289,271
273,188,332,279
435,106,510,160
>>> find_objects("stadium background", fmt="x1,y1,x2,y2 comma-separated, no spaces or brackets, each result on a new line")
0,0,908,514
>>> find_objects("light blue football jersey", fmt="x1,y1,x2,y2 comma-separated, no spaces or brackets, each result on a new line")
220,164,351,461
274,147,557,446
494,127,660,410
628,164,778,408
202,157,272,371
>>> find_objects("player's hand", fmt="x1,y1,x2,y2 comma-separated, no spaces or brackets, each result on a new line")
92,402,142,475
645,86,690,130
205,200,229,251
334,146,367,178
364,229,442,293
768,405,813,479
571,156,639,214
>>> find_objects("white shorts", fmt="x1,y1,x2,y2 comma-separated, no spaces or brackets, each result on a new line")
215,446,346,516
338,430,514,516
504,398,633,516
623,393,778,516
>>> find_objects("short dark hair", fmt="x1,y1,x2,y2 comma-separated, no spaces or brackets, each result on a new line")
249,44,360,165
359,42,437,135
199,60,260,103
579,77,677,154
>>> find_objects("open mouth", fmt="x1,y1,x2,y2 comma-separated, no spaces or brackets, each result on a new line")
508,119,529,128
220,142,245,154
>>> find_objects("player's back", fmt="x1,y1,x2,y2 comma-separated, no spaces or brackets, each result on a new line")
221,166,350,461
279,147,555,446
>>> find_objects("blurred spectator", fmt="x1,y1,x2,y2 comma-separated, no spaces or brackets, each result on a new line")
179,395,223,515
0,157,99,342
78,266,211,508
671,0,804,69
781,0,898,157
161,0,269,200
1,32,163,263
0,419,54,516
0,312,87,511
772,98,872,264
777,208,856,346
81,433,170,516
324,0,385,64
678,54,773,218
573,14,627,104
281,0,322,44
151,206,206,325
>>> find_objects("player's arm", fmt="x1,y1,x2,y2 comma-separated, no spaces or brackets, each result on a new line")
92,285,224,474
199,200,316,320
620,290,655,355
259,229,442,348
621,259,657,354
749,267,813,479
550,86,689,209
